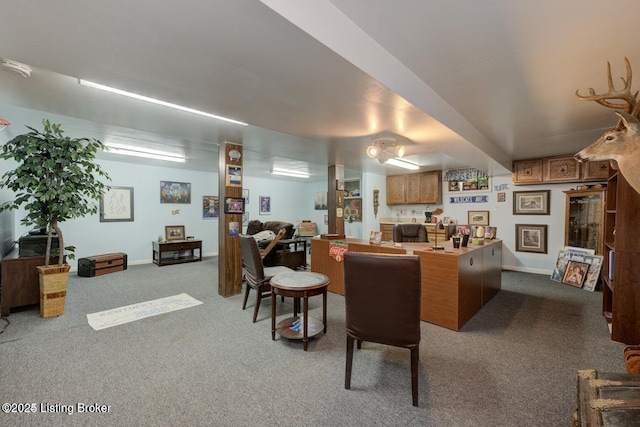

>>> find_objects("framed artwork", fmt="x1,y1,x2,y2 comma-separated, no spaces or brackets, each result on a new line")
369,231,382,245
100,186,134,222
224,196,245,214
513,190,550,215
344,198,362,222
468,210,489,226
226,165,242,187
259,195,271,215
448,180,460,192
562,260,589,288
165,225,185,241
515,224,548,254
544,156,580,182
314,192,327,210
242,188,249,204
160,181,191,204
202,196,219,219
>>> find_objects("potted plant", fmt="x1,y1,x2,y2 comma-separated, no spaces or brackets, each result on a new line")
0,119,111,317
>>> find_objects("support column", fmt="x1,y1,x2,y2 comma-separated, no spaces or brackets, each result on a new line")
327,165,345,236
218,142,243,297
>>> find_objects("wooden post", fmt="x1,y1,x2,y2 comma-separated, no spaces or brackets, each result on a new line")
218,142,243,297
327,165,345,236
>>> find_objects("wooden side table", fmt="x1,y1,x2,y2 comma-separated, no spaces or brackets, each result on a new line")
274,238,307,269
152,240,202,266
270,271,329,351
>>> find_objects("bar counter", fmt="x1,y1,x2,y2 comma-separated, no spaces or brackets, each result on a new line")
310,237,502,331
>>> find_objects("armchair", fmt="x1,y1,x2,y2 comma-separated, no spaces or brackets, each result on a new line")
392,223,429,243
246,220,294,266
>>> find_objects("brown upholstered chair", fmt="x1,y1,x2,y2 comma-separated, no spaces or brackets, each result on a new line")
392,223,428,242
343,251,422,406
239,235,293,322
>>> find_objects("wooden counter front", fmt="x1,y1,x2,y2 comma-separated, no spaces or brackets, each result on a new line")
310,237,502,330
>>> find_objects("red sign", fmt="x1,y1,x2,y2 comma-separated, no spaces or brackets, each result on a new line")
329,241,348,262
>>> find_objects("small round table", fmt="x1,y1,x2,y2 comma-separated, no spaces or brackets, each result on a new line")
270,271,330,351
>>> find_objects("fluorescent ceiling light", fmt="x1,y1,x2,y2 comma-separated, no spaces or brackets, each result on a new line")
105,143,186,163
270,168,310,178
386,157,419,170
78,79,248,126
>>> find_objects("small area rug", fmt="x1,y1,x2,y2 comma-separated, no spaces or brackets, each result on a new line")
86,293,203,331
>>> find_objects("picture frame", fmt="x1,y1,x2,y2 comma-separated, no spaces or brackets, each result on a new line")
369,231,382,245
259,195,271,215
100,186,134,222
165,225,185,241
202,195,219,219
242,188,249,204
226,165,242,187
314,192,327,210
562,260,589,288
224,196,245,214
513,190,550,215
515,224,548,254
468,210,489,226
344,198,362,222
160,181,191,204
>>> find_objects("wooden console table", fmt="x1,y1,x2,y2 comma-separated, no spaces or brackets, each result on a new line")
152,240,202,266
311,237,502,331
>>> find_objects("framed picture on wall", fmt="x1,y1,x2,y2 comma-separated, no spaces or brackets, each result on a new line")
468,210,489,226
100,186,134,222
160,181,191,204
224,197,245,214
202,195,219,219
259,195,271,215
226,165,242,187
513,190,550,215
515,224,548,254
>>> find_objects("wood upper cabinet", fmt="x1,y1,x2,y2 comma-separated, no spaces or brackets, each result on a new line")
387,171,441,205
513,156,610,185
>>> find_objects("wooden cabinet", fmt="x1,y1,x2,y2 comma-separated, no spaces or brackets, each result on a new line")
601,171,640,345
1,251,63,316
386,171,441,205
564,188,606,255
513,156,610,185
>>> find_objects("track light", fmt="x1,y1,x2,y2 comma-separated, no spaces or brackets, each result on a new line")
366,138,407,165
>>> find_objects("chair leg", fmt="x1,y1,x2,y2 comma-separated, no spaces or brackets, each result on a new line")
357,340,362,349
410,347,419,407
345,336,354,390
252,291,263,323
242,284,251,310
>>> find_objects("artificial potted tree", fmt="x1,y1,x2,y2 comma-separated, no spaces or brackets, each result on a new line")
0,119,111,317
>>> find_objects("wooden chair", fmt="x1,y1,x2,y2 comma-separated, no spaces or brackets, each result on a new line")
343,251,422,406
624,345,640,374
239,234,293,322
258,228,286,260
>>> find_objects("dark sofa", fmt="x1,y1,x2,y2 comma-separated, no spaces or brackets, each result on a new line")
245,220,294,266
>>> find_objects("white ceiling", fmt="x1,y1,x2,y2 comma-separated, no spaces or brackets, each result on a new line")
1,0,639,181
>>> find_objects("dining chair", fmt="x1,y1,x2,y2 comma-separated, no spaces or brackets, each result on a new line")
239,235,293,322
343,251,422,406
392,223,428,242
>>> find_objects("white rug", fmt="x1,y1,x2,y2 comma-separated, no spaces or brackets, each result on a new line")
87,293,203,331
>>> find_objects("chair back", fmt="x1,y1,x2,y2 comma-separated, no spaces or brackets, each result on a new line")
239,235,266,287
343,252,421,348
392,223,428,243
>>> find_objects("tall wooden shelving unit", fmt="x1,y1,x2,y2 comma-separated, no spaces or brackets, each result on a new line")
602,170,640,344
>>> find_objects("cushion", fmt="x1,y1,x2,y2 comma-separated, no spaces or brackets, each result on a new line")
251,230,276,245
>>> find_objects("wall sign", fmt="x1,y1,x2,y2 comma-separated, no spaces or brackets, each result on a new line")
449,195,489,204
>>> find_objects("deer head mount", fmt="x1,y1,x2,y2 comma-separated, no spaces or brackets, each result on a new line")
575,57,640,194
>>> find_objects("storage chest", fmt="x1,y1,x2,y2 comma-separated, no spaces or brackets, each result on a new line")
77,252,127,277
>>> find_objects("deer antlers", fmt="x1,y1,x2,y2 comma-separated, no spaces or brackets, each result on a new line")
576,57,640,127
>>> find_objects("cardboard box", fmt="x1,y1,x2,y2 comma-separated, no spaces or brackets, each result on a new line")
298,222,316,237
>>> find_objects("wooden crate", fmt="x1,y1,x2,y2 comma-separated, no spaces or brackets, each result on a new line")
77,252,127,277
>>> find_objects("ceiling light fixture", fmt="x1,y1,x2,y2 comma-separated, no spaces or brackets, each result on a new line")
386,157,420,170
104,143,186,163
270,168,310,178
78,79,249,126
366,137,406,164
0,117,10,131
0,58,31,78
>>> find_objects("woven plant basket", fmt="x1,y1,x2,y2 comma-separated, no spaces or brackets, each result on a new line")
37,264,71,318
